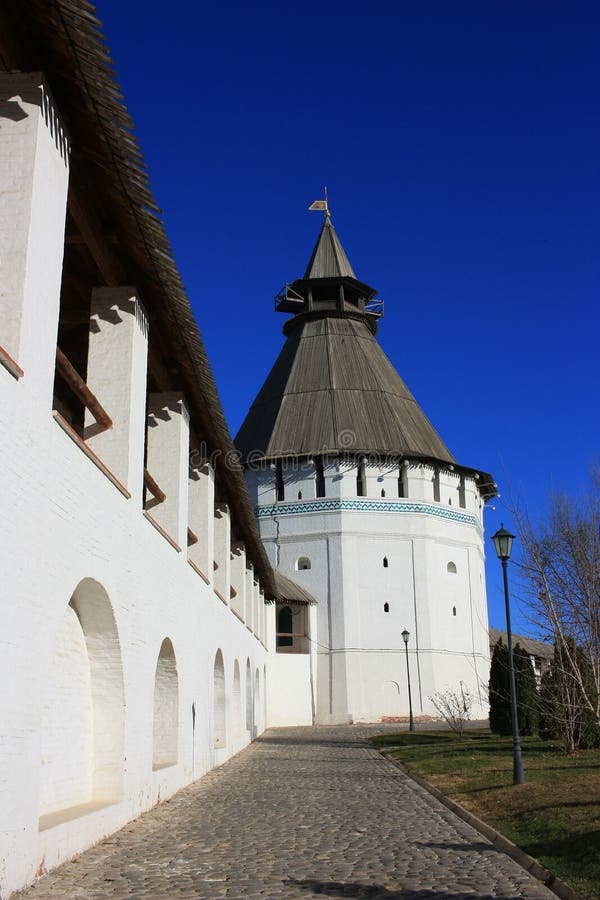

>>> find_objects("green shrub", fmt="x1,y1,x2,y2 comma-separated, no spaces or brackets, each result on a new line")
489,638,539,736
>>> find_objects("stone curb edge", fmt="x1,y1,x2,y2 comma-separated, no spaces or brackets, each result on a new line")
379,749,583,900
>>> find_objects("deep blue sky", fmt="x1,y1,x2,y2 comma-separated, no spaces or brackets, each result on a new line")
95,1,599,634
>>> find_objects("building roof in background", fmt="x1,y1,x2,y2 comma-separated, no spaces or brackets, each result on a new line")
489,627,554,660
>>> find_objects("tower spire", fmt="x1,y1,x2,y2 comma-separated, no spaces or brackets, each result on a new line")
274,200,379,321
304,190,357,279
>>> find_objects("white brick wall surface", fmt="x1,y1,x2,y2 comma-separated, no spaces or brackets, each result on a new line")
0,384,268,894
0,73,268,897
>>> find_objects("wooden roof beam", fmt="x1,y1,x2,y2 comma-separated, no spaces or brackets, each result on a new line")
147,341,173,392
67,187,125,286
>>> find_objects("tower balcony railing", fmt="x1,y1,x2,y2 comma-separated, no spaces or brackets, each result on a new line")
274,284,305,313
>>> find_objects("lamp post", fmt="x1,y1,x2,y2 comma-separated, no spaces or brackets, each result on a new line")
491,524,525,785
401,628,414,732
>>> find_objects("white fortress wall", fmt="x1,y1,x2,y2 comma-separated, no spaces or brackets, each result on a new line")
0,72,268,897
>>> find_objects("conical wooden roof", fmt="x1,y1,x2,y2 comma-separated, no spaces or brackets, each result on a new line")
237,217,495,492
303,215,356,279
235,314,456,462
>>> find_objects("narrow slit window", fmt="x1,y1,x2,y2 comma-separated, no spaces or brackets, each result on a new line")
315,457,326,498
398,466,406,498
356,458,366,497
432,469,440,502
276,459,284,502
452,606,457,617
384,602,390,613
383,557,389,568
458,475,466,509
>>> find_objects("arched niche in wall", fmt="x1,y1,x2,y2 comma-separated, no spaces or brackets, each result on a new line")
447,561,457,574
232,659,242,744
245,657,252,732
254,667,261,731
213,649,226,748
296,557,311,571
39,577,125,825
153,637,179,770
381,680,402,717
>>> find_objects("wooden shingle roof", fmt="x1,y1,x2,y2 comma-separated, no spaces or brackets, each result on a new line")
237,216,496,495
236,314,456,462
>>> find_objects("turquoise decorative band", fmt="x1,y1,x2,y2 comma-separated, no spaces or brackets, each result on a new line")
255,498,478,527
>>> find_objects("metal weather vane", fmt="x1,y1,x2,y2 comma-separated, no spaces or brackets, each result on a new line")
308,186,329,216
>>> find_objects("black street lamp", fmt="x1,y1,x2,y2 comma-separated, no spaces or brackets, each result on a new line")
491,524,525,785
401,628,415,732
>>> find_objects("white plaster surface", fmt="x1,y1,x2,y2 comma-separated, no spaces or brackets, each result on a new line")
86,288,148,502
249,457,490,726
267,653,314,727
0,75,69,389
0,75,267,892
146,392,189,547
0,374,268,895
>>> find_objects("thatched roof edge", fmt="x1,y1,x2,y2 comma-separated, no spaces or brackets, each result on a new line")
2,0,275,598
274,572,317,606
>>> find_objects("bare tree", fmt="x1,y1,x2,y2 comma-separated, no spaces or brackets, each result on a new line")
514,471,600,751
429,683,473,736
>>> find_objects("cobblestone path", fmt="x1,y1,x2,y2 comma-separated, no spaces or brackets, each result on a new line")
17,725,556,899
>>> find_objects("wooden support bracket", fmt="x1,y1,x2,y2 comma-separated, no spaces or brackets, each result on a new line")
55,347,112,431
144,468,166,503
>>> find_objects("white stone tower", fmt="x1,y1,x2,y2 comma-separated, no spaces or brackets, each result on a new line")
236,210,496,724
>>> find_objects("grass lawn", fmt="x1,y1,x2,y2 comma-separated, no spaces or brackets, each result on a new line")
371,730,600,899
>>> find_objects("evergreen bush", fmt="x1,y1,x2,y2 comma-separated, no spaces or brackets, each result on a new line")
513,643,539,735
489,638,539,736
